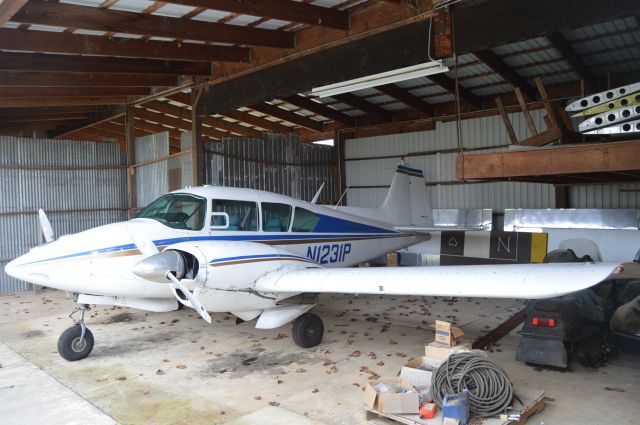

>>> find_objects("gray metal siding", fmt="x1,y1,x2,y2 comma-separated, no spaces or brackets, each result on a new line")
0,136,127,294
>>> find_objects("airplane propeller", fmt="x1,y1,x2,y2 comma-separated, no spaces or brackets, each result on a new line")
38,209,55,243
127,225,212,324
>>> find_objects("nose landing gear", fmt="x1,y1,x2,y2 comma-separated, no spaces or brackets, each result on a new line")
58,305,94,361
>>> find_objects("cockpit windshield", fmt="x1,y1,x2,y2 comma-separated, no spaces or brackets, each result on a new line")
136,193,206,230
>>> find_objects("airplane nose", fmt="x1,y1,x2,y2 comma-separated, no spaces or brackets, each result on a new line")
4,257,22,280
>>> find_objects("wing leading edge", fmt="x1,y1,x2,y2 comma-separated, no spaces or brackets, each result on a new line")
256,262,624,299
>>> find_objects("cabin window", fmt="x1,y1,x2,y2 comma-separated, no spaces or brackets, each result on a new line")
211,199,258,231
291,207,320,232
261,202,292,232
136,193,206,231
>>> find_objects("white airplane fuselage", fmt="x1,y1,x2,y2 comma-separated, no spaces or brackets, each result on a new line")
6,186,426,314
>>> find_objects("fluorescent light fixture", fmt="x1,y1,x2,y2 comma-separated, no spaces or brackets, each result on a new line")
311,61,449,98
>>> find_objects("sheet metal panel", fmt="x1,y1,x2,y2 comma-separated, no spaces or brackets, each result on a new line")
203,134,337,204
135,132,169,208
0,135,126,294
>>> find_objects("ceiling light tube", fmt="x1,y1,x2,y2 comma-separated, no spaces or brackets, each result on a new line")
311,61,449,98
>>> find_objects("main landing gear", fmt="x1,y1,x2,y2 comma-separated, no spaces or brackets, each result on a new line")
58,305,94,361
292,312,324,348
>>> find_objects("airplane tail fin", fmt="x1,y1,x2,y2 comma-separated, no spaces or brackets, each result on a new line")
380,163,434,227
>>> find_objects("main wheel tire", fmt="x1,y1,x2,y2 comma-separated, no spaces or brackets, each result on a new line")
292,313,324,348
58,325,94,361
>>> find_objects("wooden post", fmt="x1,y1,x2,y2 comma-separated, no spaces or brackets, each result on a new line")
191,88,204,187
554,186,570,208
495,96,518,144
125,105,136,218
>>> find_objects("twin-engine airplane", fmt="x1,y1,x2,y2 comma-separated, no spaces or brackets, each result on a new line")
5,163,626,361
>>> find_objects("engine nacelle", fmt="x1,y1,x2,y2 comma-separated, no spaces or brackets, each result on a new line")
165,240,317,292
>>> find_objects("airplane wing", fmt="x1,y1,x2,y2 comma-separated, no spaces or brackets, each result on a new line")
256,262,624,299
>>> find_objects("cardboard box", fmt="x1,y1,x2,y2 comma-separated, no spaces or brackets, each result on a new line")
434,320,464,347
424,341,472,361
400,357,433,389
363,378,420,414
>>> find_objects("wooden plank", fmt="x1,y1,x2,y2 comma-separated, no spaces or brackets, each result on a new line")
0,87,150,97
514,87,538,136
0,28,250,63
472,307,528,350
495,96,518,144
168,0,350,30
517,126,562,147
0,52,212,75
456,140,640,180
333,93,393,122
0,71,177,87
534,77,559,130
0,97,127,107
0,0,28,27
15,0,295,49
344,119,435,140
250,103,325,132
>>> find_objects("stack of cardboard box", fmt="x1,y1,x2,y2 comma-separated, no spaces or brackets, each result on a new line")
363,320,473,416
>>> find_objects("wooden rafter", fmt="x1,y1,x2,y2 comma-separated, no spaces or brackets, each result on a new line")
0,52,212,76
0,29,250,62
428,74,482,109
249,103,325,132
0,87,151,97
546,32,599,92
0,0,28,27
281,95,357,127
333,93,393,122
375,84,435,116
0,97,128,108
15,0,295,48
0,71,177,87
473,50,538,101
168,0,351,30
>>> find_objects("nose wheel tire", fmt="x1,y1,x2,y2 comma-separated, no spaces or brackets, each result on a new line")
292,312,324,348
58,325,94,361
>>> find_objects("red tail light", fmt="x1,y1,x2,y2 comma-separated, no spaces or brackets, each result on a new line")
532,317,556,327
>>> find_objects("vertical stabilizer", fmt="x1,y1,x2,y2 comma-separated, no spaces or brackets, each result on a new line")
380,163,434,227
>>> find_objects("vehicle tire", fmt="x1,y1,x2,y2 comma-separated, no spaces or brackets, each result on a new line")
292,313,324,348
58,325,94,361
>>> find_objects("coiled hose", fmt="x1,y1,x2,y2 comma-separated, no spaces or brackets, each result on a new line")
431,352,513,417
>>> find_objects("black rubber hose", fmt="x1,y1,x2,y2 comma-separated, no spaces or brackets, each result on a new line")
431,352,513,417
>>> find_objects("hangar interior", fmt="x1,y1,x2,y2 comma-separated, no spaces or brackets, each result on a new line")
1,0,640,424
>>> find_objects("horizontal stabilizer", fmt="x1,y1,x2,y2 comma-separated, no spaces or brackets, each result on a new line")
256,262,624,300
394,225,483,233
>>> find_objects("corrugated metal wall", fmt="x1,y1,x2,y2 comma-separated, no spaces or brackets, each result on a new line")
204,134,337,203
570,184,640,208
135,132,169,208
0,135,127,294
345,110,554,211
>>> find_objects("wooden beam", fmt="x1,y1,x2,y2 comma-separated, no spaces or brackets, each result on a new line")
281,95,356,127
0,113,89,123
197,22,434,115
455,0,640,54
341,119,435,140
376,84,435,116
169,0,350,30
546,32,599,92
456,140,640,180
534,77,559,130
135,108,226,140
333,93,393,122
0,0,27,27
250,103,325,132
125,106,136,216
192,89,204,186
0,29,250,63
16,0,295,48
473,50,538,101
428,74,482,109
0,52,212,76
0,105,108,118
51,106,126,138
0,97,127,108
0,87,151,97
494,96,518,144
0,71,177,87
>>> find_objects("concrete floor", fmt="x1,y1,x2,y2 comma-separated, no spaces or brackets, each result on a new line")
1,289,638,425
